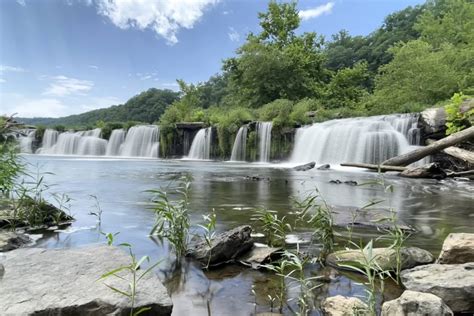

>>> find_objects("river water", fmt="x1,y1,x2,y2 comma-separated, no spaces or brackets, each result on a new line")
21,154,474,315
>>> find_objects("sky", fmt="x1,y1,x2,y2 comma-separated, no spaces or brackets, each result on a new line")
0,0,425,118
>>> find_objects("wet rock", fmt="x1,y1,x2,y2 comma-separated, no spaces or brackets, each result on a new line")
239,243,281,269
0,263,4,278
420,107,447,138
344,180,358,186
321,295,368,316
329,179,342,184
327,247,434,272
0,231,31,252
293,161,316,171
401,263,474,313
245,175,270,181
438,233,474,264
381,290,453,316
0,245,173,315
186,225,254,266
400,162,447,179
317,164,331,170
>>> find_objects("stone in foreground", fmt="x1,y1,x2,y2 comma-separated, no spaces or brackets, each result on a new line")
239,243,281,269
0,231,31,252
321,295,368,316
381,290,453,316
293,161,316,171
438,233,474,264
326,247,434,272
401,263,474,313
0,245,173,315
186,225,254,266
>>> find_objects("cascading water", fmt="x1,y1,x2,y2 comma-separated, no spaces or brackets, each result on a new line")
105,129,126,156
290,114,423,165
36,129,59,154
19,130,36,153
38,128,107,156
187,127,212,160
230,125,248,162
257,122,273,162
120,125,160,158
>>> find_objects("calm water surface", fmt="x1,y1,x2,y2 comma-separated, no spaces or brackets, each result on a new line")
21,155,474,316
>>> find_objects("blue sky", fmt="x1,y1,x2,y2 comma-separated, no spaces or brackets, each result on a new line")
0,0,424,118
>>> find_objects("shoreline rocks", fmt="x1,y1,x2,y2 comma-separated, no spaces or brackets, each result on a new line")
0,245,173,315
381,290,453,316
321,295,368,316
0,231,31,252
438,233,474,264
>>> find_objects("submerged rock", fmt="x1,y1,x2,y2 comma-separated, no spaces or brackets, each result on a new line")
0,245,173,315
381,290,453,316
326,247,434,272
400,162,447,179
186,225,254,266
438,233,474,264
321,295,368,316
317,164,331,170
239,243,281,269
293,161,316,171
0,231,31,252
401,263,474,313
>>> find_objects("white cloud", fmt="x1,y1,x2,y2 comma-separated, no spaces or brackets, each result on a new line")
0,79,5,84
228,27,240,42
94,0,220,45
0,65,26,73
299,2,335,21
2,98,68,118
43,75,94,97
16,0,26,7
88,65,99,69
78,96,124,112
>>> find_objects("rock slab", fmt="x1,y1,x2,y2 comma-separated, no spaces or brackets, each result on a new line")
438,233,474,264
0,245,173,315
401,263,474,313
186,225,254,266
381,290,453,316
321,295,368,316
293,161,316,171
327,247,434,272
0,231,31,252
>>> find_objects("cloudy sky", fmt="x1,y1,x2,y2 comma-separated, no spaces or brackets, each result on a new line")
0,0,424,118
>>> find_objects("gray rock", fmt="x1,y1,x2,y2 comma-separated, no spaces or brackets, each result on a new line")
321,295,368,316
0,231,31,252
401,263,474,313
239,243,281,269
438,233,474,264
293,161,316,171
420,107,446,136
381,290,453,316
400,163,447,179
327,247,434,272
317,164,331,170
0,245,173,315
186,225,254,266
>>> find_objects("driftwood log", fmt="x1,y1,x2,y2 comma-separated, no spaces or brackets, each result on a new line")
426,139,474,165
340,163,407,172
382,127,474,166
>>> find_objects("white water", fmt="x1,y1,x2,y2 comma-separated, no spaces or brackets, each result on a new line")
230,126,248,162
105,129,126,156
19,130,36,153
38,128,107,156
257,122,273,162
290,114,423,165
187,127,212,160
120,125,160,158
36,129,59,154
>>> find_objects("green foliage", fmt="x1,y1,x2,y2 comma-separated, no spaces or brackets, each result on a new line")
197,209,217,269
257,99,294,129
0,144,23,198
289,98,320,125
445,92,473,134
252,208,291,247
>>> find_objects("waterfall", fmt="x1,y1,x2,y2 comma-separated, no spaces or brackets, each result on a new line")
106,129,126,156
257,122,273,162
36,129,59,154
120,125,160,158
19,130,36,153
187,127,212,160
37,128,106,156
230,125,248,161
290,114,423,164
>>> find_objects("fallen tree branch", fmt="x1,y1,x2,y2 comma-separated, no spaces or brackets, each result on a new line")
426,139,474,164
382,127,474,166
340,163,407,172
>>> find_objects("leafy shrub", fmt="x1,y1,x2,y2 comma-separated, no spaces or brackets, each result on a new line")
445,92,473,135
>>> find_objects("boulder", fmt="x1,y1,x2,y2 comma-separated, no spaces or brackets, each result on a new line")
400,163,447,179
327,247,434,272
0,231,31,252
293,161,316,171
239,243,281,269
401,263,474,313
420,107,446,137
186,225,254,266
0,245,173,315
381,290,453,316
321,295,368,316
317,164,331,170
438,233,474,264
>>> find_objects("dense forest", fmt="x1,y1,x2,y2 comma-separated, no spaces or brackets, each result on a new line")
19,0,473,140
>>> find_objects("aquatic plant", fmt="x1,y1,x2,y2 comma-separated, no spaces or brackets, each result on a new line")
100,232,161,316
88,194,103,227
0,144,24,199
147,177,191,258
252,208,292,248
197,209,217,269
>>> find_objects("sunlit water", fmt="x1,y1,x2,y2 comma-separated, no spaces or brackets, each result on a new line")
20,154,474,315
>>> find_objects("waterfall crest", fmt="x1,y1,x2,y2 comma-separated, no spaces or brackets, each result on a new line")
120,125,160,158
105,129,126,156
230,126,248,161
19,130,36,153
257,122,273,162
290,114,422,164
187,127,212,160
